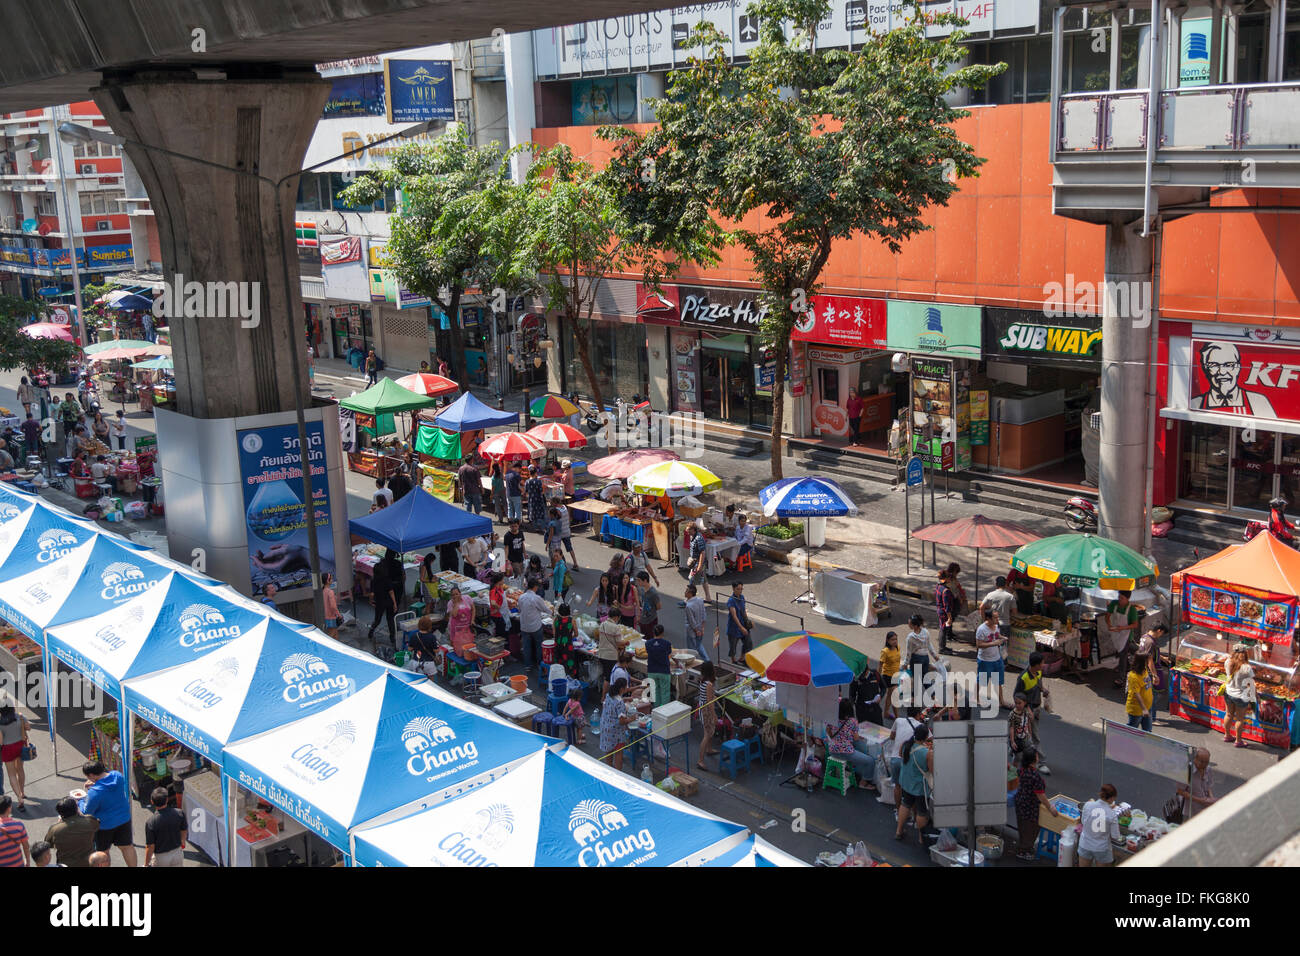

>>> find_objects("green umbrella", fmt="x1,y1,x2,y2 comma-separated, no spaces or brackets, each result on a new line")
131,356,173,371
83,338,154,354
1010,533,1158,590
338,377,439,416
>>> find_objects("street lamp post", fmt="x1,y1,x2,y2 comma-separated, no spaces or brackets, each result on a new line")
59,118,441,628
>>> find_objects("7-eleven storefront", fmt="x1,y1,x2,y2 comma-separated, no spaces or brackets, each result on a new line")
1158,323,1300,514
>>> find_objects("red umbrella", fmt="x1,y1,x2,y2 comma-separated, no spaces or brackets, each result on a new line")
525,421,588,449
586,448,680,480
911,515,1042,597
394,372,459,396
20,322,74,342
479,431,545,461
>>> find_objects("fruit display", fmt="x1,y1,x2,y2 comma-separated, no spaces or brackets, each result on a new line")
1011,614,1057,631
0,627,40,661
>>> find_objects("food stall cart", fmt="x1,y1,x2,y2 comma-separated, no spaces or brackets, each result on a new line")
1170,532,1300,748
339,378,438,478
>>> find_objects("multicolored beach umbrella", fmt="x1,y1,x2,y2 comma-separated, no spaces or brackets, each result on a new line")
745,631,867,687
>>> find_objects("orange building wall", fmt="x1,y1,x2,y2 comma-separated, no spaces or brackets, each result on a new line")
534,102,1300,324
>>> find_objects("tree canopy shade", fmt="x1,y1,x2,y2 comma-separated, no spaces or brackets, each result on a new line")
338,125,535,385
516,144,722,412
0,295,80,374
600,0,1004,478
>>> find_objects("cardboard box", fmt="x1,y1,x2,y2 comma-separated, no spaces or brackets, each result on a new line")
665,771,698,798
1039,793,1081,834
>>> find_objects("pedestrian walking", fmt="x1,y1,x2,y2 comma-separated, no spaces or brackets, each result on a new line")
905,614,939,707
684,584,710,662
636,570,660,641
524,465,546,530
457,456,483,514
20,412,40,460
1222,645,1256,748
16,376,35,417
365,349,379,386
695,660,721,769
489,460,507,522
935,570,958,652
0,796,30,867
0,704,30,811
1014,750,1059,861
505,461,523,522
144,786,187,867
894,725,933,844
1125,652,1154,733
725,582,752,664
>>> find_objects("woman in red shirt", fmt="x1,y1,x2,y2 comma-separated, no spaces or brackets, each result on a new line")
845,388,864,444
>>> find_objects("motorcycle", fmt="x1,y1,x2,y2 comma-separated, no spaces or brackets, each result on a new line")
1064,495,1098,532
1245,498,1299,548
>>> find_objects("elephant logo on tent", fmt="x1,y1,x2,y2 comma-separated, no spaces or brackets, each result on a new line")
401,717,456,753
37,529,78,551
568,799,630,847
314,720,356,755
471,803,515,851
100,562,145,587
280,653,330,684
0,504,21,522
179,603,226,632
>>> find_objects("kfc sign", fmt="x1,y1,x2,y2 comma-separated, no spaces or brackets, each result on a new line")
792,295,886,349
1189,339,1300,420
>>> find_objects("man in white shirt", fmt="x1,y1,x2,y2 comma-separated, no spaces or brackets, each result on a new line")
975,608,1008,709
683,584,709,661
460,535,488,577
598,479,624,503
516,581,552,683
372,477,393,508
980,577,1017,635
885,712,923,810
1078,784,1121,867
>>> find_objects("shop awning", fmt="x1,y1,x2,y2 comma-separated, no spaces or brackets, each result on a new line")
1160,406,1300,437
1179,530,1300,597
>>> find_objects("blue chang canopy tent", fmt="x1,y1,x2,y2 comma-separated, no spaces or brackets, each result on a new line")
350,746,749,867
0,495,140,588
348,487,491,553
0,534,177,640
221,673,552,858
433,391,518,432
108,292,154,311
123,617,415,767
701,834,808,867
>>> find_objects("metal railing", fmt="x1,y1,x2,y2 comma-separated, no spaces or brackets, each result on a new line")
1057,81,1300,154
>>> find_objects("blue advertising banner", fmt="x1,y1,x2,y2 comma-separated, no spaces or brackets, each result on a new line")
383,59,455,123
0,244,133,273
324,72,386,118
237,422,335,598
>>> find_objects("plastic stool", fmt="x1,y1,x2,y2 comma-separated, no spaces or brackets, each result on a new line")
719,739,748,780
735,551,753,573
1036,829,1060,862
822,755,854,796
553,715,577,745
547,691,568,716
531,712,556,737
743,735,763,766
628,732,653,767
462,671,482,697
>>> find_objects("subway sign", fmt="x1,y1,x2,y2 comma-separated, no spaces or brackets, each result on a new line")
997,323,1101,357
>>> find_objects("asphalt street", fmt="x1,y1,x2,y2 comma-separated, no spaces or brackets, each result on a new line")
0,361,1280,867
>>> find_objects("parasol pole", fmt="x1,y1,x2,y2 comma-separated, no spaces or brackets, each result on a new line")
975,547,981,604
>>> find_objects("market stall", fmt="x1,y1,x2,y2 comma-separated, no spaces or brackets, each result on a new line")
1008,533,1159,673
339,378,439,477
221,672,552,864
760,476,859,611
623,460,722,561
349,746,750,867
1170,532,1300,747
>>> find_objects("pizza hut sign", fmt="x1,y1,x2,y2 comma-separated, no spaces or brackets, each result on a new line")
677,287,768,333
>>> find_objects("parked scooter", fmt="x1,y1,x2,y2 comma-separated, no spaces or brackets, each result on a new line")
1064,495,1098,532
1244,497,1299,548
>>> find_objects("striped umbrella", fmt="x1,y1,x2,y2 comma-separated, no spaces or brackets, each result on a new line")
394,372,459,397
627,460,722,498
478,431,545,461
745,631,867,687
525,421,587,449
529,393,579,419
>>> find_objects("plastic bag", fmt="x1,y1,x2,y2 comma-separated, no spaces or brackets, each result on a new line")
935,829,959,852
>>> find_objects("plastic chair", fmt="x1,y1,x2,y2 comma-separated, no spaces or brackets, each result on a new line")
735,550,753,573
719,739,748,780
823,755,854,796
531,712,555,737
1036,829,1060,862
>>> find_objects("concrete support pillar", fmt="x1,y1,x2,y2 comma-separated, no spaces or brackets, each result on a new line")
502,34,537,183
1099,220,1156,551
92,67,330,420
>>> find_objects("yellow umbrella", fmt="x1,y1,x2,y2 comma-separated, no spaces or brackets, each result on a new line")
626,460,722,498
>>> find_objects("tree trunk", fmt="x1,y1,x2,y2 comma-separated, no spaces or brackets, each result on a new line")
445,284,468,387
572,314,604,413
768,317,790,481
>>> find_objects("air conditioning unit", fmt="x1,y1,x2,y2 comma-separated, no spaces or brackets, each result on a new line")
95,220,112,231
79,164,95,174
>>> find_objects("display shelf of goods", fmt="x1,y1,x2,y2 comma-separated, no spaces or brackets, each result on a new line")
1172,632,1298,747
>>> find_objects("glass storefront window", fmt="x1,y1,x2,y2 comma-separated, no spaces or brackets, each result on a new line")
561,321,648,405
1233,429,1277,512
1179,422,1229,507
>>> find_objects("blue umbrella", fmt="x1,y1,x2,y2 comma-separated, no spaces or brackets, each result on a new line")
108,293,154,311
759,476,858,517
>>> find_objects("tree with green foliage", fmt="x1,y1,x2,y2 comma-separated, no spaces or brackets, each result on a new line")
0,295,79,375
602,0,1004,478
518,143,722,413
340,125,532,385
